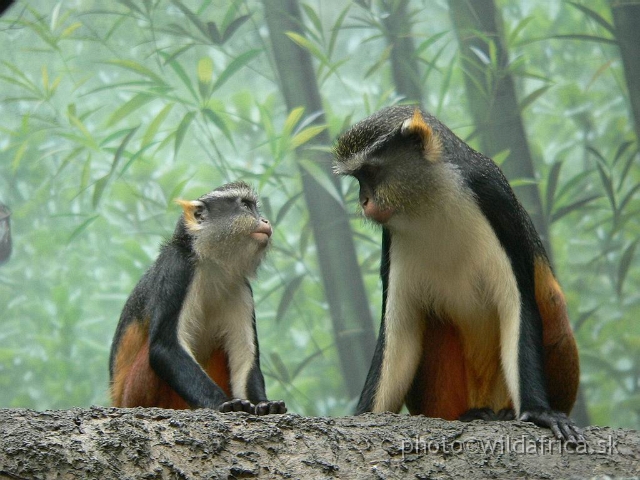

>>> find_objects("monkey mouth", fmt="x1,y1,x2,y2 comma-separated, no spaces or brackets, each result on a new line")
250,222,272,242
250,232,271,243
363,204,394,224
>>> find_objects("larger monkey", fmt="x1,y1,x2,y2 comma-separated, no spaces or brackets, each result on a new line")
333,106,581,441
110,182,286,415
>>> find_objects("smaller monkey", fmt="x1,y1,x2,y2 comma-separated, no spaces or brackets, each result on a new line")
109,182,286,415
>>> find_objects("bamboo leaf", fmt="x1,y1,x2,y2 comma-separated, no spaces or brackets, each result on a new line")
80,154,92,192
211,49,261,92
548,34,617,45
142,103,174,146
197,56,214,84
618,146,639,191
92,175,109,208
519,85,551,112
171,0,210,39
365,44,392,79
68,215,99,244
60,22,82,39
105,59,166,85
328,5,351,58
618,183,640,214
291,125,327,149
174,110,196,158
595,162,616,211
276,274,305,322
301,4,323,40
282,107,305,138
550,194,601,223
202,108,234,145
221,14,251,43
613,140,633,166
268,352,290,383
617,240,638,297
567,2,616,35
11,142,28,173
508,16,534,45
275,192,302,226
545,161,562,218
285,31,330,66
207,21,222,44
167,177,194,206
160,52,198,101
112,125,139,175
290,347,328,380
106,93,153,127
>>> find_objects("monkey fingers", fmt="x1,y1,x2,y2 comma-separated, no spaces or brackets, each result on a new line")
519,409,585,443
254,400,287,415
219,399,254,413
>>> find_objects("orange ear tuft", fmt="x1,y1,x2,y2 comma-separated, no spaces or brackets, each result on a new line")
175,199,199,230
401,108,442,162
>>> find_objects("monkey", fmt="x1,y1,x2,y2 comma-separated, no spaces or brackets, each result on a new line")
333,106,582,442
109,181,286,415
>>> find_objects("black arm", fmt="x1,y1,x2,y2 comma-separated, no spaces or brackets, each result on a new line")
147,245,228,409
355,228,392,414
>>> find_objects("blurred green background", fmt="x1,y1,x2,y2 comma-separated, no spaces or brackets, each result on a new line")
0,0,638,430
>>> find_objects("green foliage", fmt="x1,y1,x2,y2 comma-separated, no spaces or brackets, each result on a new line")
0,0,638,429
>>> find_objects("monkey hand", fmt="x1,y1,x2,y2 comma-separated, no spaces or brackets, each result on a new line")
519,408,584,443
254,400,287,415
218,399,255,413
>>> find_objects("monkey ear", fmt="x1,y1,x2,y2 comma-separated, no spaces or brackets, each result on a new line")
400,108,442,162
175,199,205,231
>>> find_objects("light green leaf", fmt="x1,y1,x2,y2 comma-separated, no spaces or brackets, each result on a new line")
197,56,214,84
291,125,326,149
106,93,153,127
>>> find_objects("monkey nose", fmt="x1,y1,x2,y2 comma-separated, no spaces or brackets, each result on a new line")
254,219,272,238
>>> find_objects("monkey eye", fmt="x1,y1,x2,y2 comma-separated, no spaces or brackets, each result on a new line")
356,165,379,182
240,198,254,211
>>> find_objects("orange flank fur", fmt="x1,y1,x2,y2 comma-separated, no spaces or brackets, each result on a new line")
534,258,579,414
111,321,232,409
205,349,231,398
408,322,468,420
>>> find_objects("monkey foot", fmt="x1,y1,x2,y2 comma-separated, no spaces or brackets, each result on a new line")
219,399,254,413
254,400,287,415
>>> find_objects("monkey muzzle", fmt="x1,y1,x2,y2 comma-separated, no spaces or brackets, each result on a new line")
361,198,394,224
250,219,272,242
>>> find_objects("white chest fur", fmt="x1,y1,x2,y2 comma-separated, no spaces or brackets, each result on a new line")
380,163,522,413
177,264,256,399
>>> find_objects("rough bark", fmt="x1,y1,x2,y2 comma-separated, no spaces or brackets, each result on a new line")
609,0,640,145
0,407,638,479
262,0,376,398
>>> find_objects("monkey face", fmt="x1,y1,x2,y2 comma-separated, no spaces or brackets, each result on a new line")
176,182,271,272
334,107,444,226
